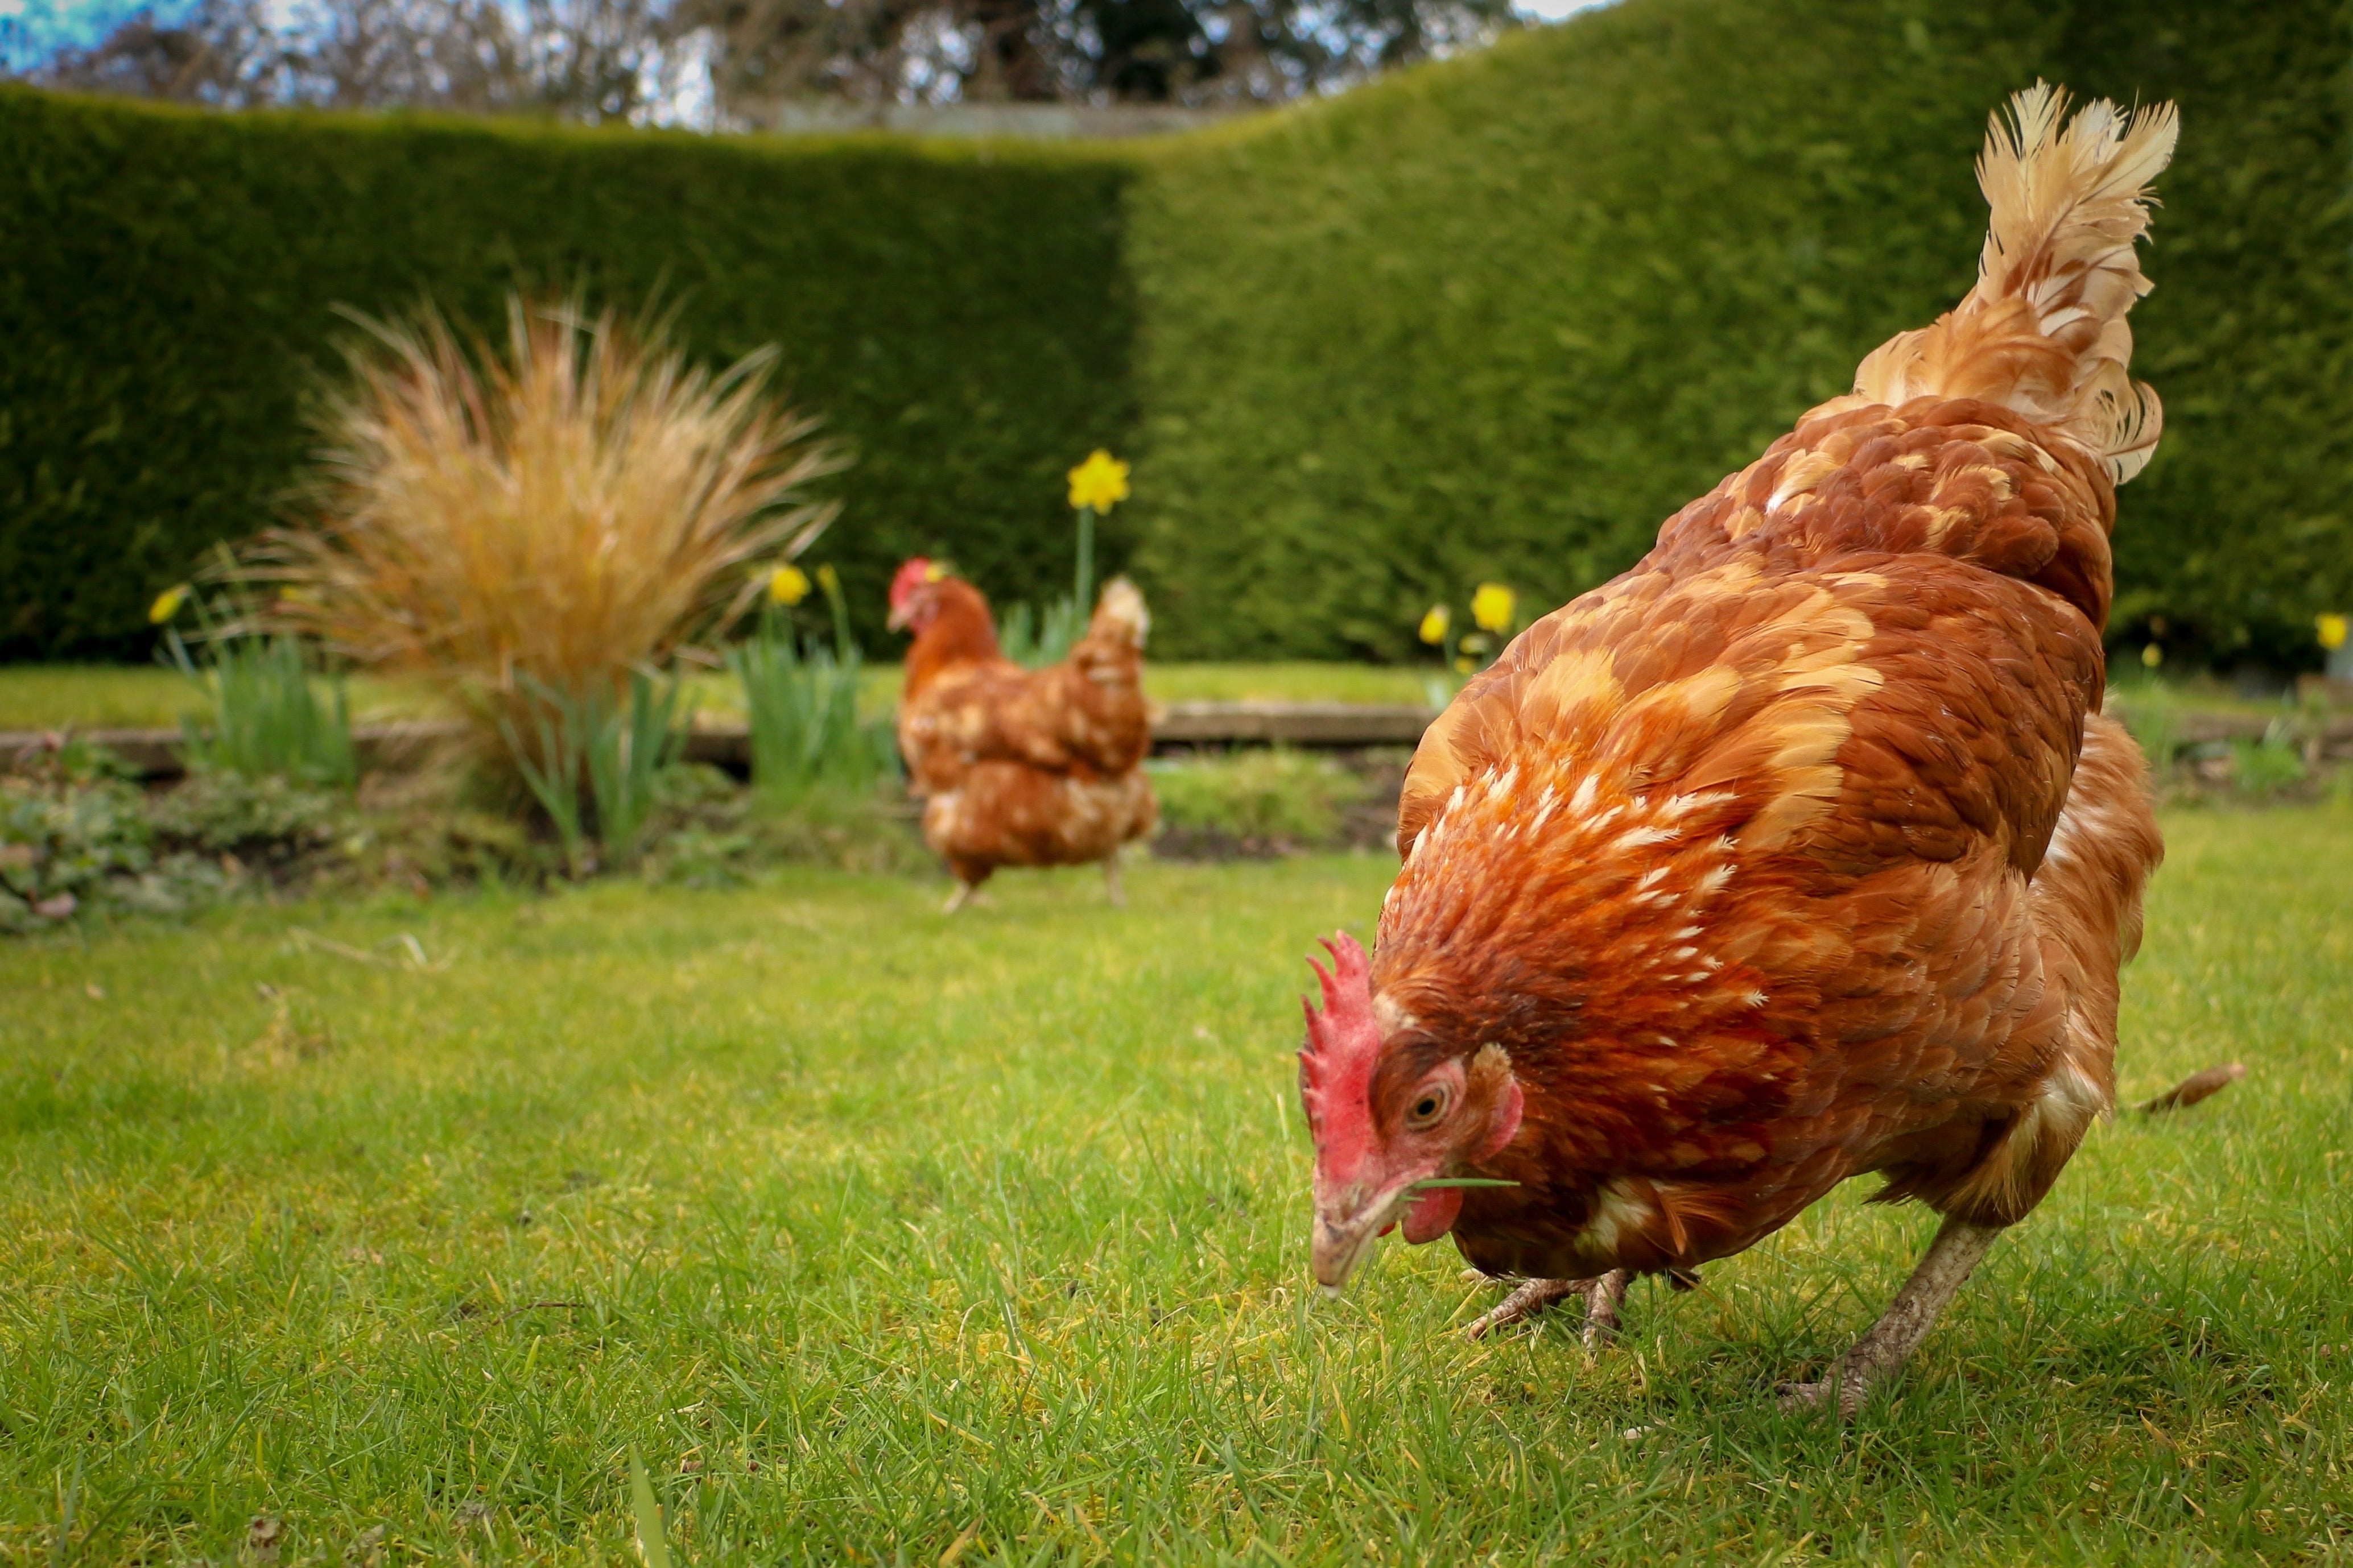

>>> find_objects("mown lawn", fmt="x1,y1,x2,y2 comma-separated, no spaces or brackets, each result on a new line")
2,810,2348,1565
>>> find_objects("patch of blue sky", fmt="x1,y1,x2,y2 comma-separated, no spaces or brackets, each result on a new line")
0,0,201,68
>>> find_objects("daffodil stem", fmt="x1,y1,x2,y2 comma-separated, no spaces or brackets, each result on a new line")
822,568,855,659
1074,505,1095,617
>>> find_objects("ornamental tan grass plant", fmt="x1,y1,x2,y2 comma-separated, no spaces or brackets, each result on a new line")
256,296,843,779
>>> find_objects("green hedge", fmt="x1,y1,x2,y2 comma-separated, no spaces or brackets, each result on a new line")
0,90,1138,659
1126,0,2353,663
2056,0,2353,668
7,0,2351,667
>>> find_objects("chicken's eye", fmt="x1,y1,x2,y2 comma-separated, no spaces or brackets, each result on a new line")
1408,1086,1450,1126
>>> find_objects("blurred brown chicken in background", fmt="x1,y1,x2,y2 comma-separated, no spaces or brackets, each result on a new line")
887,560,1157,912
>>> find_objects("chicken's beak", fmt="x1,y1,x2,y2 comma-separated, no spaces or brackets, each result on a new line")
885,600,913,632
1310,1172,1424,1296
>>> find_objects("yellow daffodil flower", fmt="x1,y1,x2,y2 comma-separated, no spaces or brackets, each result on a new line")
1418,605,1450,646
148,584,190,624
2321,613,2349,651
768,565,811,606
1472,582,1516,635
1454,655,1477,675
1067,450,1131,513
2141,643,2163,669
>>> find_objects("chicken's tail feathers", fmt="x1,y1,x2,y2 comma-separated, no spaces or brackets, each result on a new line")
1089,576,1150,649
1840,83,2178,485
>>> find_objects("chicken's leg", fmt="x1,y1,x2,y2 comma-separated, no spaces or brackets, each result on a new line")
1466,1269,1629,1348
942,880,978,915
1103,854,1126,908
1778,1216,2003,1417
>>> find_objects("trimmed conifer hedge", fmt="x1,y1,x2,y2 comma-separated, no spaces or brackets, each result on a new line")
2056,0,2353,669
0,90,1138,657
1126,0,2353,664
5,0,2349,666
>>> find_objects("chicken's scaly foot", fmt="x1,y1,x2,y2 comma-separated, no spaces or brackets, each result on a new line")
1103,855,1126,908
1777,1216,2004,1418
1466,1277,1582,1339
1582,1269,1629,1347
942,881,977,915
1466,1269,1630,1348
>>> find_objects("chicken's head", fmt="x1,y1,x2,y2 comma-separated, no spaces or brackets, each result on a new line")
886,557,948,632
1298,931,1523,1294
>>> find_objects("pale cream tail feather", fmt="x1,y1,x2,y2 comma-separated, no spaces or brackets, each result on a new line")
1822,83,2178,483
1088,576,1150,648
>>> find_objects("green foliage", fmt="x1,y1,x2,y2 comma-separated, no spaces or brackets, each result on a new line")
499,670,688,874
0,750,331,928
2107,678,2183,777
163,624,355,787
726,609,896,802
586,673,687,870
1126,0,2353,660
0,766,155,929
1150,746,1364,846
1128,0,2045,656
2229,729,2311,797
0,739,923,928
637,762,924,883
0,89,1138,659
141,767,348,860
628,1447,674,1568
2058,0,2353,667
1000,504,1102,669
996,595,1087,669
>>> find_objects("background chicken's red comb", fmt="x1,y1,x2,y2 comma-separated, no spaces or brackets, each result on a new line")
888,557,934,612
1299,932,1380,1169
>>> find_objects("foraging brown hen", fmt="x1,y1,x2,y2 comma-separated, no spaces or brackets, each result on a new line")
888,560,1156,912
1298,85,2176,1413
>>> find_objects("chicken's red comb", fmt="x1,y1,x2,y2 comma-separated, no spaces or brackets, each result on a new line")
1299,931,1381,1178
888,557,935,613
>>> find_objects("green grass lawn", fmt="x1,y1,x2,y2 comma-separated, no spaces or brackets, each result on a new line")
0,667,444,732
0,663,1446,734
2,810,2348,1563
2,663,2316,738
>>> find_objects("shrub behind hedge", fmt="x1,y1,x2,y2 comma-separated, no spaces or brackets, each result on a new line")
0,92,1139,658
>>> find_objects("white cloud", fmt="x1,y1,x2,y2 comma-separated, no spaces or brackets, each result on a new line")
1515,0,1614,20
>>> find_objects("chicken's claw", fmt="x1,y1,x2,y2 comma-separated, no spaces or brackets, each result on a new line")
1773,1368,1865,1419
1465,1269,1629,1348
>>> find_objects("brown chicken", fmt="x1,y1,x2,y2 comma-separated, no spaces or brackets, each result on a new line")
887,558,1157,912
1299,85,2176,1413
